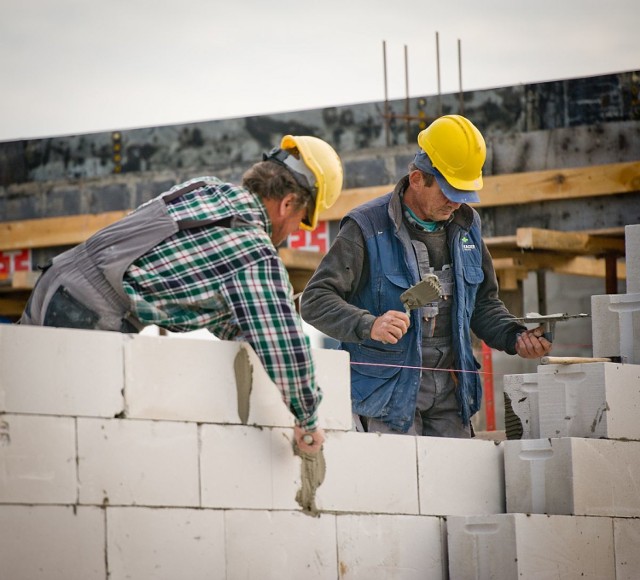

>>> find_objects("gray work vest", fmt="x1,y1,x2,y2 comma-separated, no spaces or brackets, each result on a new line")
20,180,228,332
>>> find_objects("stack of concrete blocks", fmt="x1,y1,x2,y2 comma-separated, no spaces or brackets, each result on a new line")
1,323,507,579
453,224,640,579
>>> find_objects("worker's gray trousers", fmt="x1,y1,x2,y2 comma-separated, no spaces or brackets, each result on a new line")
19,198,178,332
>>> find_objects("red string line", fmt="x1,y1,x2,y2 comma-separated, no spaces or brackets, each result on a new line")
350,360,496,376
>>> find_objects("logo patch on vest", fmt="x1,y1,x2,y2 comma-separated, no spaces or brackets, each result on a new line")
461,235,476,251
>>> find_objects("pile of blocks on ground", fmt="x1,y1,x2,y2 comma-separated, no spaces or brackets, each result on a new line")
1,226,638,579
498,224,640,580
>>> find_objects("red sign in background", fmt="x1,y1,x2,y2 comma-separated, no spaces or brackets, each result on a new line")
0,249,31,278
288,221,329,253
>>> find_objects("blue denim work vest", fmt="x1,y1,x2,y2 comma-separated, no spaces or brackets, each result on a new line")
340,193,484,431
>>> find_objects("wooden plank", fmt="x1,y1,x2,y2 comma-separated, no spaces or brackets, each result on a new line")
491,252,627,279
484,235,518,252
318,160,640,219
496,268,520,291
0,271,39,291
476,161,640,207
516,228,626,255
1,162,636,253
492,257,522,270
320,185,391,222
278,248,323,271
0,296,30,317
0,211,128,251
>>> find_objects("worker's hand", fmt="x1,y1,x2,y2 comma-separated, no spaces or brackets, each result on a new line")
294,425,325,454
370,310,410,344
515,326,552,359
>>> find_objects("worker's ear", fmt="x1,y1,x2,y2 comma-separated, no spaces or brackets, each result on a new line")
408,169,427,189
279,193,298,216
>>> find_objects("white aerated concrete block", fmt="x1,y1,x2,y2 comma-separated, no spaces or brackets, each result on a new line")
317,431,419,514
200,426,420,514
447,513,615,580
418,437,504,516
124,334,243,423
243,344,352,431
200,424,287,510
537,362,640,439
336,514,446,580
591,293,640,364
225,510,337,580
0,324,124,416
77,417,199,507
309,347,353,431
625,224,640,293
0,414,76,504
614,518,640,580
125,336,352,431
503,373,540,439
0,505,105,580
107,507,226,580
504,438,640,517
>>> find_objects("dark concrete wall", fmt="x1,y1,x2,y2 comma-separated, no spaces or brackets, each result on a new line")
2,120,639,231
1,70,639,248
1,71,638,188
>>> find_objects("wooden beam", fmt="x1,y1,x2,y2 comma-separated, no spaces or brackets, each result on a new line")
476,161,640,207
320,185,390,222
318,160,640,220
496,268,521,291
491,252,627,279
515,227,625,255
0,271,40,291
278,248,324,271
0,296,30,317
485,227,627,252
0,211,128,252
1,162,637,252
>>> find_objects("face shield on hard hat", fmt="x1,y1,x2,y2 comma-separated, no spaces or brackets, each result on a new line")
264,135,344,230
263,145,319,218
415,115,486,203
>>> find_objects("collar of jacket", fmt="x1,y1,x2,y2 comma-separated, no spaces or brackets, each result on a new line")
390,176,474,232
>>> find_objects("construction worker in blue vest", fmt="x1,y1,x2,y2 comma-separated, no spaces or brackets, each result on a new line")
301,115,552,437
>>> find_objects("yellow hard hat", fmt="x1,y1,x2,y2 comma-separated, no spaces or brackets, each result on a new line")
417,115,486,192
279,135,344,230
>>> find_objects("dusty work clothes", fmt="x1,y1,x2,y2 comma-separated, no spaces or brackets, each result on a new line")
301,176,526,434
20,177,321,430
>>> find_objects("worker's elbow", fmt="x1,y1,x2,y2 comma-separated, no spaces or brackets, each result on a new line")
299,292,313,322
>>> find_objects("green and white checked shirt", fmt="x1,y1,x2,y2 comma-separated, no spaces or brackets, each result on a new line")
122,177,321,430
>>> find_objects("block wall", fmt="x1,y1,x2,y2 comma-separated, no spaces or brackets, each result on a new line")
2,315,638,577
1,324,505,579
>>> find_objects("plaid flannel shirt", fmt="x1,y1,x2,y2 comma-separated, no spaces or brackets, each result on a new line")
122,176,321,430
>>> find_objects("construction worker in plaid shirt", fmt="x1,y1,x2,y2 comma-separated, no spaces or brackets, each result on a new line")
20,135,344,454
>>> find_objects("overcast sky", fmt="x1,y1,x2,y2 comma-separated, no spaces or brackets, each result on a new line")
1,0,638,142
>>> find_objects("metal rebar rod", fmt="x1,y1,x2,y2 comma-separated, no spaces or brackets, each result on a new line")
383,40,390,146
404,44,410,142
436,32,442,116
458,38,464,115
